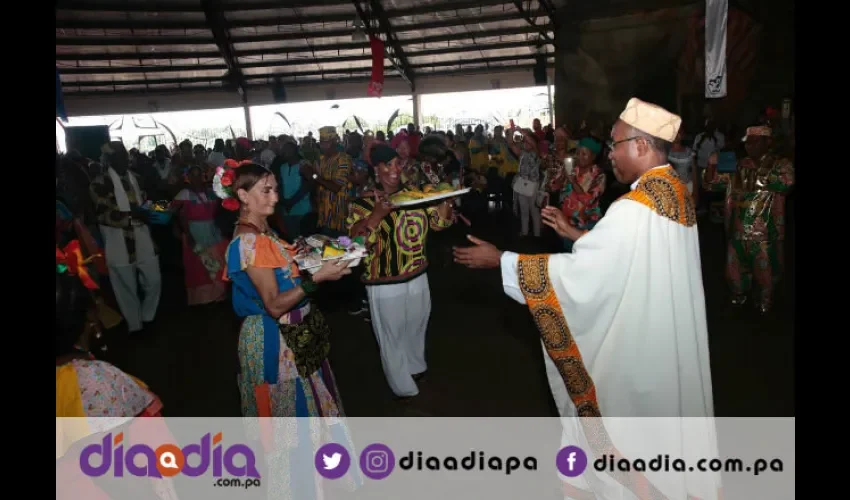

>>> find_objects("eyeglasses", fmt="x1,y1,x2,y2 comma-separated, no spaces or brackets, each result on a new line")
606,136,643,150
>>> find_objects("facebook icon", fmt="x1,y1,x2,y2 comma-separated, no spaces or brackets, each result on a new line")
556,446,588,477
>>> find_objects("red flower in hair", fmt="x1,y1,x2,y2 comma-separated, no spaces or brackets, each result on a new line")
223,159,253,169
222,198,240,211
221,169,235,187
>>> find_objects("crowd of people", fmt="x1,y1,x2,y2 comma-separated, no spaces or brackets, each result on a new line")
56,95,794,500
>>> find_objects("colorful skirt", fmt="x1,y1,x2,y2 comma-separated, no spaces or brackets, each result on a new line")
237,314,362,499
182,221,227,306
238,313,345,417
56,359,176,500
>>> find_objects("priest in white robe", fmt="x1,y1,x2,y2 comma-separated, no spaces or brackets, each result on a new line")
455,98,721,500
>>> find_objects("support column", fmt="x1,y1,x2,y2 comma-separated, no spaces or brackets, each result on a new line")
412,92,421,128
546,72,554,126
56,117,65,153
243,101,253,140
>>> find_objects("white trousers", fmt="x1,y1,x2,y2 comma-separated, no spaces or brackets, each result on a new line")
366,273,431,397
100,225,162,333
517,193,541,237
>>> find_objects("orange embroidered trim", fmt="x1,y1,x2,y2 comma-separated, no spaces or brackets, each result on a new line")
517,254,667,500
517,254,601,416
620,166,696,227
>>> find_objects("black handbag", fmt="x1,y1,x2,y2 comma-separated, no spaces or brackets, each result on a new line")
251,295,331,378
277,307,331,378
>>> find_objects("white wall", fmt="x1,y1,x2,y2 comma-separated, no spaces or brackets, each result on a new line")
63,68,553,118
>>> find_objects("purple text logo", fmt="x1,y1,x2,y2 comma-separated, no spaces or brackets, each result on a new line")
79,432,260,478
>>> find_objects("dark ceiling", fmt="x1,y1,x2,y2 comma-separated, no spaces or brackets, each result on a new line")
60,0,773,100
56,0,559,98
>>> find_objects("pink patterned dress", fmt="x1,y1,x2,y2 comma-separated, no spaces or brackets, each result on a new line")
56,355,177,500
172,188,227,305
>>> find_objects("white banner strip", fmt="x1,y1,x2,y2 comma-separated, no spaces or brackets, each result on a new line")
705,0,728,98
56,417,795,500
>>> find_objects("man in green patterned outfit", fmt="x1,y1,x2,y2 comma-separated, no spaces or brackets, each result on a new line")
704,126,794,314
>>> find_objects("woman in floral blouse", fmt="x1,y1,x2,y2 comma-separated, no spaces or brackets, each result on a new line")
559,137,607,252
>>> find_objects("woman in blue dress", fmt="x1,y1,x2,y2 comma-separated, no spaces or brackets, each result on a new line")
216,160,351,416
216,160,360,499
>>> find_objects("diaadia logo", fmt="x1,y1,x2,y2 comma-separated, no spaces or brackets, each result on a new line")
79,432,260,479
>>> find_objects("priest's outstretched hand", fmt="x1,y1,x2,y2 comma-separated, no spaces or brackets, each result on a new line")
542,206,586,241
453,235,503,269
541,206,570,237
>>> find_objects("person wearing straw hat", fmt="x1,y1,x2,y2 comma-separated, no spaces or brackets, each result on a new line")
454,98,720,500
704,125,794,314
300,126,353,237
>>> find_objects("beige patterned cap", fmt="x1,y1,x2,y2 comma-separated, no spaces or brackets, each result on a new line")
618,98,681,142
741,126,771,141
319,126,339,142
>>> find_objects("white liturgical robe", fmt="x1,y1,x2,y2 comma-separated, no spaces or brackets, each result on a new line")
501,166,721,499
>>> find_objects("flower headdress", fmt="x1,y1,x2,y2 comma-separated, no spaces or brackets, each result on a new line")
213,159,252,211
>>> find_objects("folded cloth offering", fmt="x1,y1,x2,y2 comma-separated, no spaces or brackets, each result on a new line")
294,235,367,273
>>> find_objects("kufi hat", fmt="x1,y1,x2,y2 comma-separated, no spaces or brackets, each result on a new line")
618,97,681,142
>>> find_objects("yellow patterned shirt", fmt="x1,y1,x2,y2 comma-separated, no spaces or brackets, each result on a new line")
316,152,352,232
346,192,452,284
468,137,490,172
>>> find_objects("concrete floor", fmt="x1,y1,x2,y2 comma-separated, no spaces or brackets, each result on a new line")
99,199,795,418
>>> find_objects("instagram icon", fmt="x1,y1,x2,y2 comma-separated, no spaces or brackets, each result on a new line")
359,443,395,480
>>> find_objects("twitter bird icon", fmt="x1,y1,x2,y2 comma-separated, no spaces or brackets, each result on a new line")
323,452,342,470
315,443,350,479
